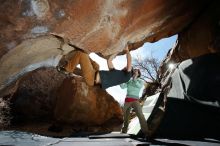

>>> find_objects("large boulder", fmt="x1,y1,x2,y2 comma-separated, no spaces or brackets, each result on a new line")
1,0,220,137
0,0,209,58
54,76,123,126
0,67,122,136
10,68,65,122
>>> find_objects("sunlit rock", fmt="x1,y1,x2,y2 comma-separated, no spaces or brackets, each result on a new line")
54,76,123,126
0,35,74,91
0,0,220,137
0,68,122,136
0,0,208,58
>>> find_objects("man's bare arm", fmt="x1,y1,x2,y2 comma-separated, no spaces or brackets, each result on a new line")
107,53,117,70
107,44,131,71
125,46,132,72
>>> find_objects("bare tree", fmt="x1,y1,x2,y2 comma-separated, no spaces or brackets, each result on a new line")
133,54,161,84
133,54,162,97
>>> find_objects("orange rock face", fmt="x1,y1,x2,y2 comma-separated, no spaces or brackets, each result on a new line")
169,0,220,62
0,67,122,136
0,0,209,58
159,0,220,76
1,0,219,136
54,76,123,126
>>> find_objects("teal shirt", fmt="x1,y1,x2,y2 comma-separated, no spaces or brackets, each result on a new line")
120,78,145,99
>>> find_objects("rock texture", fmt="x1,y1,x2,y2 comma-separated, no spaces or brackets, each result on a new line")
10,68,65,122
172,0,220,60
0,0,209,58
159,0,220,77
0,0,215,89
54,76,123,126
0,35,73,91
0,68,122,136
0,0,220,136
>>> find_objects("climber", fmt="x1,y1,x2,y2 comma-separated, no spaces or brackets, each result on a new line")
120,68,148,136
57,44,132,89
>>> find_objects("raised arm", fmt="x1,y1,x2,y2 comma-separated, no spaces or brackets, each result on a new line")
107,53,117,70
125,46,132,72
107,44,132,71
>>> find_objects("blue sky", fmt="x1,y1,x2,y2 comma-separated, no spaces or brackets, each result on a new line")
131,35,177,62
90,35,177,105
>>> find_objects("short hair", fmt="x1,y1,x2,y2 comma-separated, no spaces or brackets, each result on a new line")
132,68,141,78
137,69,141,78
